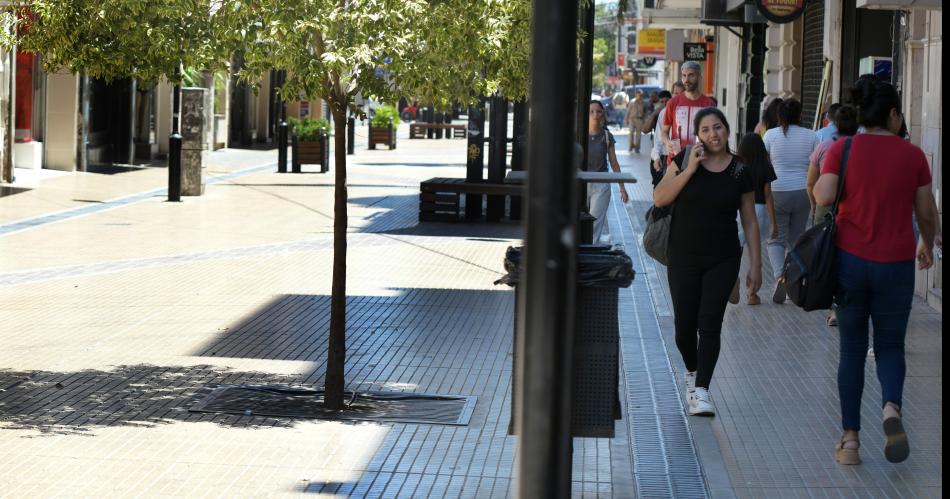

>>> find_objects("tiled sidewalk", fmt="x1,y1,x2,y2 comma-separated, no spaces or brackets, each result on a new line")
616,134,942,499
0,128,941,498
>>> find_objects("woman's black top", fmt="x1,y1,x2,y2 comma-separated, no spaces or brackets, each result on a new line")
750,160,777,205
668,152,754,266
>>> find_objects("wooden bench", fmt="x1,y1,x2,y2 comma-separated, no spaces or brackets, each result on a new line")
410,123,467,139
419,177,522,221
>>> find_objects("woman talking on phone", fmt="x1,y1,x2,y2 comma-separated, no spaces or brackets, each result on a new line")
654,108,763,416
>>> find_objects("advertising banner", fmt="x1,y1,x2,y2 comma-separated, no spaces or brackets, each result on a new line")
637,29,666,56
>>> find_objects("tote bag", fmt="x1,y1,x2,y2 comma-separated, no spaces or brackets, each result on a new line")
782,137,852,311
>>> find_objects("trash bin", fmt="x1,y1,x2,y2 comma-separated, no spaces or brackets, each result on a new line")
497,244,634,438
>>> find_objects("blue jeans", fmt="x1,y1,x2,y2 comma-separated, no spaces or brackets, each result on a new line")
835,249,915,431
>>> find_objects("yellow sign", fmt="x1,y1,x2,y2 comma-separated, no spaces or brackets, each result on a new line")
637,29,666,56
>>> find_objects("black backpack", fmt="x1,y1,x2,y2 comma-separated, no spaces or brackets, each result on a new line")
782,137,852,311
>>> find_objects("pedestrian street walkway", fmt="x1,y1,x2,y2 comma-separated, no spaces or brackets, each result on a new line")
0,126,941,498
612,130,942,499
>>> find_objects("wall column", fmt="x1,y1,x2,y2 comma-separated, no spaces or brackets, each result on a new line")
44,70,79,171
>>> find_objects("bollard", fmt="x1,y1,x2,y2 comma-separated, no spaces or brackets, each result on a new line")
277,118,288,173
168,133,182,202
347,117,355,155
167,82,182,202
291,134,301,173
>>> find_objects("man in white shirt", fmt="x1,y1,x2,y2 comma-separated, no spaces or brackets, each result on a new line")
612,90,629,129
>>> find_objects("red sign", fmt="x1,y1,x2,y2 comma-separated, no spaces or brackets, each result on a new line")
616,53,625,68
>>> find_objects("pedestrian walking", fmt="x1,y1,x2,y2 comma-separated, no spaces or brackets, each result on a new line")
644,90,673,187
805,104,859,326
661,61,717,164
625,90,647,153
754,97,783,137
612,89,629,130
762,98,819,303
815,102,842,143
587,100,629,244
733,133,777,305
813,77,941,466
654,108,762,416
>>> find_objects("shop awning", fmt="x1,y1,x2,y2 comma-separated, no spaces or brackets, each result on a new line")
856,0,941,8
640,0,705,30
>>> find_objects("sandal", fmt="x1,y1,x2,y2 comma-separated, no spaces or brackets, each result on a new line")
835,436,861,465
826,314,838,327
883,404,909,463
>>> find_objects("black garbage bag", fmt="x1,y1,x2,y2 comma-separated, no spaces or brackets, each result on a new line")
495,245,635,287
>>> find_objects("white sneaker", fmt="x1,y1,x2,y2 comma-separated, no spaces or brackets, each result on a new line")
688,387,716,417
684,371,696,392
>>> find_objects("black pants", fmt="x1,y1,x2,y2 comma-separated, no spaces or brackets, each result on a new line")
667,257,740,389
650,156,668,188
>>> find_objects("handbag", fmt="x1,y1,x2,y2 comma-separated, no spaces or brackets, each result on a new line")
642,146,690,266
782,137,852,311
643,204,673,265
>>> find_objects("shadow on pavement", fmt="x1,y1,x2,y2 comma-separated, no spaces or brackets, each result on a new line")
0,364,312,435
0,288,512,435
350,193,523,239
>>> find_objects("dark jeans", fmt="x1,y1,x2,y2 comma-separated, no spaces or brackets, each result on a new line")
836,248,915,431
668,257,740,389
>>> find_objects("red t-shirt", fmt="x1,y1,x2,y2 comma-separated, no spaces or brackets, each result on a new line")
821,134,932,262
662,93,717,150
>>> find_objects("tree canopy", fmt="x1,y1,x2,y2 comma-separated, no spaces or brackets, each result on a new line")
3,0,240,84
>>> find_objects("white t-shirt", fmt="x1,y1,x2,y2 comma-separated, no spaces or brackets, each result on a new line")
651,108,667,161
763,125,819,192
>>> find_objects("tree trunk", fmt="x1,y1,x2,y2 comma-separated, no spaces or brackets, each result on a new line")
324,104,348,410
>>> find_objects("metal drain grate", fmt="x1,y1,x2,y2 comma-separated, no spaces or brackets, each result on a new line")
610,196,710,499
190,385,477,425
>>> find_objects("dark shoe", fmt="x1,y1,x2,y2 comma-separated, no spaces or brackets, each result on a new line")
772,278,787,304
883,404,909,463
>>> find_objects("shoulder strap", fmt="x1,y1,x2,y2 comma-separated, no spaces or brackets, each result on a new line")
830,137,852,216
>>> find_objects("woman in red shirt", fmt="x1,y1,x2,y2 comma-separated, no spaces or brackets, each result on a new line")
814,78,941,466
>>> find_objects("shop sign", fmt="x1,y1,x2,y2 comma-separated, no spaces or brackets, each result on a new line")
754,0,805,24
616,52,625,68
641,57,657,67
637,29,666,56
683,43,707,61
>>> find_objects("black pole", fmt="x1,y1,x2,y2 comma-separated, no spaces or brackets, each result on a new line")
486,95,507,221
509,100,528,220
575,0,595,169
465,98,486,220
277,102,288,173
744,23,766,134
517,0,578,496
168,73,182,202
347,116,355,155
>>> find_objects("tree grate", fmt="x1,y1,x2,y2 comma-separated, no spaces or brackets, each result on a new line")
190,384,477,425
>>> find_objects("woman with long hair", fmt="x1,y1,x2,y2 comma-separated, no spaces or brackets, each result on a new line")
806,104,859,326
762,99,819,303
734,133,777,305
814,78,941,466
654,108,762,416
754,97,783,136
587,100,629,243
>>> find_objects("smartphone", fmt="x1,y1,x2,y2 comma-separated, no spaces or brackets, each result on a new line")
694,136,704,158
